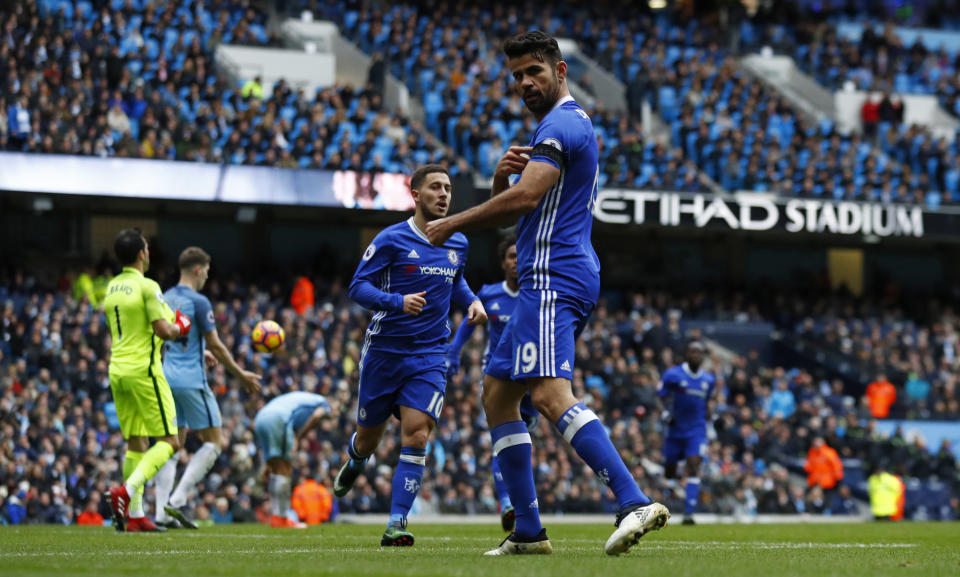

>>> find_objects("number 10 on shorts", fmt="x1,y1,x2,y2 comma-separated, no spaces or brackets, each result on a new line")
514,342,537,376
426,391,444,419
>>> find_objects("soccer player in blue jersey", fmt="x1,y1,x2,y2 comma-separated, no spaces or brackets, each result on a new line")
426,30,669,556
447,234,538,531
334,164,487,547
658,341,716,525
254,391,332,529
153,247,262,529
445,234,538,532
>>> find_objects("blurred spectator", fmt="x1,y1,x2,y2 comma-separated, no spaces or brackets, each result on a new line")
241,76,265,101
290,277,315,316
766,378,797,419
292,476,333,524
76,499,104,526
861,94,880,140
866,374,897,418
804,436,844,503
868,463,903,521
905,372,931,404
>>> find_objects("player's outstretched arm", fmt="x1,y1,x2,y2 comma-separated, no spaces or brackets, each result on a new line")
425,161,560,246
206,329,262,394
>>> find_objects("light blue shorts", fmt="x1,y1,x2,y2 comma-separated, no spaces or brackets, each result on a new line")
254,410,293,461
171,387,222,430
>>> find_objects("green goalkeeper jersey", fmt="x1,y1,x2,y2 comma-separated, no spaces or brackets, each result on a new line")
104,267,174,377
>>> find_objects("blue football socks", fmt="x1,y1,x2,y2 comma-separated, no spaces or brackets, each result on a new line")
556,403,651,510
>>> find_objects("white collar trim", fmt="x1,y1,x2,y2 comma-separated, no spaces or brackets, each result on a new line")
407,217,430,243
501,281,519,298
551,94,575,112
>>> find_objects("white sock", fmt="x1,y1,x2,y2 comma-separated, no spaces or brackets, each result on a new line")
269,474,291,517
169,443,221,508
154,457,178,519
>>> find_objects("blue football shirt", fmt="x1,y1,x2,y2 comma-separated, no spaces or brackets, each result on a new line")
162,285,216,389
350,217,478,356
658,362,716,438
520,95,601,302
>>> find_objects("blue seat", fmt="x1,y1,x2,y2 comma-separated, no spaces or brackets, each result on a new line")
413,149,431,165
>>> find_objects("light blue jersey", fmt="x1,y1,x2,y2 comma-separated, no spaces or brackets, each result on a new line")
162,285,216,389
255,392,330,460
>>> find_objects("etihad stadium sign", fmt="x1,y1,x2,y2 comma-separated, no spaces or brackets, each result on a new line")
594,190,927,238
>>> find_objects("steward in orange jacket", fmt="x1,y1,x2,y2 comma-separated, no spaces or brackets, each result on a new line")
292,478,332,524
805,436,844,490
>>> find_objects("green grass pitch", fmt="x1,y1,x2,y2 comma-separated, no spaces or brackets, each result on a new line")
3,522,959,577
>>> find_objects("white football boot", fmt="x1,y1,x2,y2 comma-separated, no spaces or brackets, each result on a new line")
604,502,671,556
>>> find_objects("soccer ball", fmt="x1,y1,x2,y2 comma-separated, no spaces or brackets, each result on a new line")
252,320,285,353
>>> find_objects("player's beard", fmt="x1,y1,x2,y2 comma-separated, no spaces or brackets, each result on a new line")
523,72,560,115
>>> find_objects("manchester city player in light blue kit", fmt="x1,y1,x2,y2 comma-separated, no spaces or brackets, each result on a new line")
154,247,262,529
427,31,669,556
659,341,716,525
445,234,538,532
254,391,332,529
334,164,487,547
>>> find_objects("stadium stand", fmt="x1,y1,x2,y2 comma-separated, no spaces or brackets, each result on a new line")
1,265,957,524
2,0,959,527
0,0,456,173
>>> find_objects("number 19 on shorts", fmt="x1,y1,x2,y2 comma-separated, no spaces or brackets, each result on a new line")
514,342,537,376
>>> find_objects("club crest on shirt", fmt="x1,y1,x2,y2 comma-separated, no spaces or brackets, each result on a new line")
447,249,458,265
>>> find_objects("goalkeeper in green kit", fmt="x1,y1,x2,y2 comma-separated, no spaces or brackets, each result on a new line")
103,228,193,532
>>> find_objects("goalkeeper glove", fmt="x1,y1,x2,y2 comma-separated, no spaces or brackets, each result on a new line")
174,309,192,336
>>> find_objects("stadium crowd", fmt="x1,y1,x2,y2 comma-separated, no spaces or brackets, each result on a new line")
1,262,957,525
0,0,457,174
3,0,958,204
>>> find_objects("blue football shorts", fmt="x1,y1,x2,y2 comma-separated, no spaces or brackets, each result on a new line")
486,289,593,382
663,433,708,465
357,350,446,426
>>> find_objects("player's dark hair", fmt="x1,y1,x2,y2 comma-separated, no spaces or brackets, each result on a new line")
410,164,449,192
503,30,563,65
179,246,211,271
114,228,145,266
497,233,517,262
